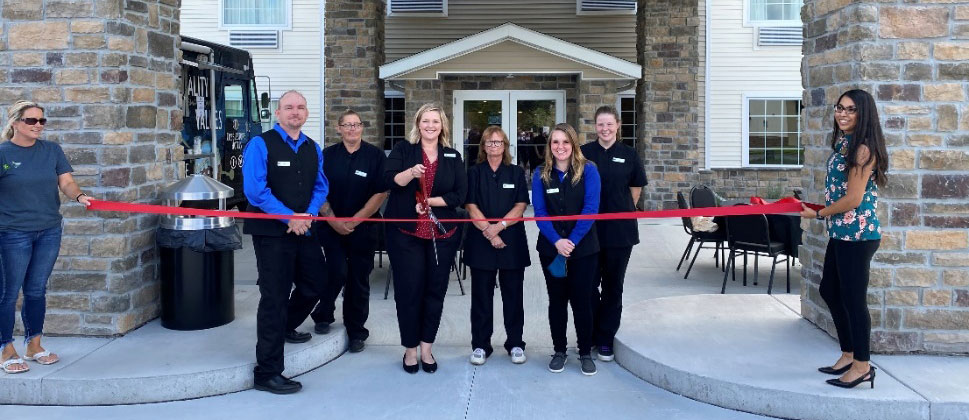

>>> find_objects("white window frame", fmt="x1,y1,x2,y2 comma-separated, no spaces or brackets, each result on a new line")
219,0,293,31
743,0,803,27
742,92,803,168
576,0,637,16
387,0,448,17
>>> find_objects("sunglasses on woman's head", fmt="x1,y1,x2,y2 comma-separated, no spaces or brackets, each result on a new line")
19,118,47,126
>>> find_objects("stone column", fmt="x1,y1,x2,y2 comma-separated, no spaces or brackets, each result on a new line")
802,1,969,353
324,0,385,147
637,0,701,210
577,80,619,144
0,0,182,335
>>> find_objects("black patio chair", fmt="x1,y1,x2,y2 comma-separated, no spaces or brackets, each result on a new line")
721,212,790,295
676,191,726,279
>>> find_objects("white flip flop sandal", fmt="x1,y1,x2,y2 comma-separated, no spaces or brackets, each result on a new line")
2,357,30,374
24,350,58,365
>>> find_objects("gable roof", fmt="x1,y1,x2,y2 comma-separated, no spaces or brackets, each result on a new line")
379,22,642,80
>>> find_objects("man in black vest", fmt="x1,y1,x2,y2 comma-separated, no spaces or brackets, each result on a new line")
241,90,329,394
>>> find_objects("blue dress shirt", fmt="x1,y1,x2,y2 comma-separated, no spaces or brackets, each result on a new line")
242,123,328,225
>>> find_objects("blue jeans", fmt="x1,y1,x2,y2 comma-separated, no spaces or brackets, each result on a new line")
0,225,63,347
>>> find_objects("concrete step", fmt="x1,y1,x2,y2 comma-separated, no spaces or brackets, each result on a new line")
614,294,969,420
1,286,346,405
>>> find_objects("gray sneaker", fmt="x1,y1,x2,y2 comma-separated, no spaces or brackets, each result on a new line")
579,355,597,376
510,347,526,364
470,348,487,365
548,352,567,373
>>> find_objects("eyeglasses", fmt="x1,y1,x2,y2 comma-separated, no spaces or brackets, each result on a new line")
19,118,47,126
833,105,857,115
484,140,504,147
339,123,363,129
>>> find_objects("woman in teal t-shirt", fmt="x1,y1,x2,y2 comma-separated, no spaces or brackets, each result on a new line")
0,101,92,374
800,89,888,389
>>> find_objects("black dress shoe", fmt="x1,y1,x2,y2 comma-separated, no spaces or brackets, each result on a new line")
285,330,312,344
421,354,438,373
402,355,419,374
254,375,302,394
314,322,330,335
348,339,366,353
818,364,852,375
826,366,876,389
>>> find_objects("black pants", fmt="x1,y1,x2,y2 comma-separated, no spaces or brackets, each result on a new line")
592,246,632,348
539,252,598,356
820,238,880,362
310,227,374,341
251,234,327,380
470,268,526,356
386,227,460,348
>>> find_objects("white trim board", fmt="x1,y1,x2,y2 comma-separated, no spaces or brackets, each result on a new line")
379,22,641,80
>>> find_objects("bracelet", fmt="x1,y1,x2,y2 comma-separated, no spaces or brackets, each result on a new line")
815,209,825,220
500,221,507,228
74,193,86,202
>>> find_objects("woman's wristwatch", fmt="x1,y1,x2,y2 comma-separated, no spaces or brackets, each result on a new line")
75,193,87,202
815,209,825,220
500,221,508,228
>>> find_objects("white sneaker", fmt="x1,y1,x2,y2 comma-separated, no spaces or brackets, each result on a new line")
470,348,487,365
510,347,526,364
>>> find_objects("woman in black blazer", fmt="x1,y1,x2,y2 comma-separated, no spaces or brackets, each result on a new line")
465,126,530,366
382,103,467,374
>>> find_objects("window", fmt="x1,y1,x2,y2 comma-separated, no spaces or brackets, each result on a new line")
384,93,406,152
618,95,637,149
746,98,802,166
747,0,802,26
388,0,446,16
222,0,290,28
224,85,245,118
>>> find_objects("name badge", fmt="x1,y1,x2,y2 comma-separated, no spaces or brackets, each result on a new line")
444,153,457,158
354,170,368,177
502,183,515,189
612,157,626,163
277,161,291,167
546,188,559,194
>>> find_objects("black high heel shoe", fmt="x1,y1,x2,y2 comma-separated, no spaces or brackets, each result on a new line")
402,355,419,374
421,354,438,373
818,363,852,375
826,366,875,389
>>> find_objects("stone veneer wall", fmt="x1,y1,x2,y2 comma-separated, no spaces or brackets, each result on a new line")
637,0,701,210
698,168,804,201
801,0,969,353
323,0,384,147
0,0,182,335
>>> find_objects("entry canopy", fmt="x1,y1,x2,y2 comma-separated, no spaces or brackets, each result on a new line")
379,23,642,81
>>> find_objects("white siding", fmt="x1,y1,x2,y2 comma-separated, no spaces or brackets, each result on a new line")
706,0,802,168
181,0,324,141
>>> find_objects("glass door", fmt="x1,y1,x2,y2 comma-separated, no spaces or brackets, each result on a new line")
453,91,509,165
511,91,565,175
453,90,565,169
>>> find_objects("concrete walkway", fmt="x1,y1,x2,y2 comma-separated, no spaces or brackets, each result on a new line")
1,219,967,419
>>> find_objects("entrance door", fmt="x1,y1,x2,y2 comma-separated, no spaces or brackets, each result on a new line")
453,90,565,168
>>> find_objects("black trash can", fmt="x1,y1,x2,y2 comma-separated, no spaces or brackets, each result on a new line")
156,174,241,331
158,226,242,330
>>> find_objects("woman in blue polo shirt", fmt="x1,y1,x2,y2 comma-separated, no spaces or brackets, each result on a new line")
801,89,887,389
532,123,600,376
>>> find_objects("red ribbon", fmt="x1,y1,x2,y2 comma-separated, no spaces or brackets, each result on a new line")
87,198,822,223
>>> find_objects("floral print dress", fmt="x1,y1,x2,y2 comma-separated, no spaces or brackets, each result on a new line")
825,134,881,241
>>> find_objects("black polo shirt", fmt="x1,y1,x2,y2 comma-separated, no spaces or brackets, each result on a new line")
580,141,648,248
464,162,531,270
322,141,387,218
